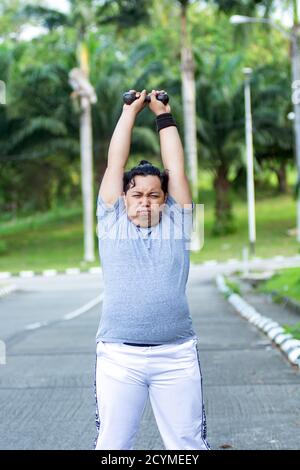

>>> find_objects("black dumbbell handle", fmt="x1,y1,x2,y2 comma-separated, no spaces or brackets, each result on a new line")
123,91,169,106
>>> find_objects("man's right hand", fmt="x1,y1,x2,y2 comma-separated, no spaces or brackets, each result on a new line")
148,89,171,116
122,89,147,115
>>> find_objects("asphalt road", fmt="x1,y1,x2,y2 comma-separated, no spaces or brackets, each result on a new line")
0,262,300,450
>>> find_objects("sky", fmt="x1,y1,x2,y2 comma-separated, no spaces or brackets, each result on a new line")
19,0,70,40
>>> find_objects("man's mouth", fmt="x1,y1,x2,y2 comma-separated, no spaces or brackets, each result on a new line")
137,209,150,214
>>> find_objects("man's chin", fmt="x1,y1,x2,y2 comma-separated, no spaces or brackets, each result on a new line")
137,215,160,227
137,216,151,227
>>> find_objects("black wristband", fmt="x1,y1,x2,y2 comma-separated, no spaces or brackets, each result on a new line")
155,113,177,132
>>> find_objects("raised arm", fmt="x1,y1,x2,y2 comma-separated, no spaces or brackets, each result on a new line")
99,89,147,206
148,89,192,207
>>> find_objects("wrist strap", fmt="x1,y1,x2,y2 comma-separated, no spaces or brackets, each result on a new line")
156,113,177,132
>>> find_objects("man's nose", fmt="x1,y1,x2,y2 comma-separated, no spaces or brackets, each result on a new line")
141,196,150,206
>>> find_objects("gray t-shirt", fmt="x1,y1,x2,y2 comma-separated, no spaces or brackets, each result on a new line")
95,193,197,345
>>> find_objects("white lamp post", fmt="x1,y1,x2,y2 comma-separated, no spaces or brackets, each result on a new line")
243,67,256,256
230,14,300,242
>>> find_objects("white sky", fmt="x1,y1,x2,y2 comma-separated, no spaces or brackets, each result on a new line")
19,0,70,40
43,0,70,13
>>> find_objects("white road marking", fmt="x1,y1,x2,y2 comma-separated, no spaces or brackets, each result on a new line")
63,293,104,320
23,293,103,332
25,322,43,330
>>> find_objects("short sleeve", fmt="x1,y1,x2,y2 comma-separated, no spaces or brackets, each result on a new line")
165,194,194,240
96,194,125,240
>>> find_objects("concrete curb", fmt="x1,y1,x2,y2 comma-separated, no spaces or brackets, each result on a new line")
0,267,103,279
216,274,300,369
1,253,300,279
0,283,17,298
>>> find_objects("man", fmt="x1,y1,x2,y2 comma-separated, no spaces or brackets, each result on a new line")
94,89,210,450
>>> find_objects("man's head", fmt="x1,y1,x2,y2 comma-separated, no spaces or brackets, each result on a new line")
123,160,169,227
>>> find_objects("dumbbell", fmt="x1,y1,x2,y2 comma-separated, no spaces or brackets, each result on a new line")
123,90,169,105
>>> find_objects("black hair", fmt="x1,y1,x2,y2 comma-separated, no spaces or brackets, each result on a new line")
123,160,169,194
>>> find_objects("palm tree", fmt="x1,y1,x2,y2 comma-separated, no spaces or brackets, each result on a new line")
178,0,198,205
21,0,150,261
195,53,245,234
250,64,293,193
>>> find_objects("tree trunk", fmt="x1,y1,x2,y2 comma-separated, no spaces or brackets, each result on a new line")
80,96,95,262
180,1,201,250
213,164,234,235
180,2,198,200
276,160,287,193
95,140,109,187
79,42,95,262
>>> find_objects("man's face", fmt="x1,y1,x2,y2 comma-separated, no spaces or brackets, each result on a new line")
124,175,167,227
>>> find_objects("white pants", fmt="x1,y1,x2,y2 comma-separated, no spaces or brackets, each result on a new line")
94,337,210,450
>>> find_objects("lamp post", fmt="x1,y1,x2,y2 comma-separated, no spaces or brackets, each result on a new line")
230,14,300,242
243,67,256,256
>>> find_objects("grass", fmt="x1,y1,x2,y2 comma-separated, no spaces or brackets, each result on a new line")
0,177,299,272
224,277,240,295
253,266,300,339
260,267,300,304
0,205,99,272
190,190,297,263
284,323,300,340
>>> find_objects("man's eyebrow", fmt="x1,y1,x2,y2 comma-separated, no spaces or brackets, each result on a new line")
131,190,160,193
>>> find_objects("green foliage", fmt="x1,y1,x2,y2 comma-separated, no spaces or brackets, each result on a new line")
260,267,300,304
0,188,297,272
0,0,297,229
284,323,300,340
224,276,241,294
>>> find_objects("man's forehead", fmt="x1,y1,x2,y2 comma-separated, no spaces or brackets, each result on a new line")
129,176,162,192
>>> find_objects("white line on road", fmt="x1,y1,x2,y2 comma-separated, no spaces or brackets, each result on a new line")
63,293,104,320
23,294,104,332
25,322,44,330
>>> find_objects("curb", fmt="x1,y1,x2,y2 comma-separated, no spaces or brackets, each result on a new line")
216,274,300,369
1,253,300,280
0,267,103,279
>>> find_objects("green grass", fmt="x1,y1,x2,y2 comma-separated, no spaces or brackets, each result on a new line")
260,267,300,304
253,263,300,340
284,323,300,340
0,205,99,272
0,185,298,272
190,191,297,263
224,277,240,295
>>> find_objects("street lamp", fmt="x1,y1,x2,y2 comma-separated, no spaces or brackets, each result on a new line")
243,67,256,256
230,14,300,242
230,15,291,38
